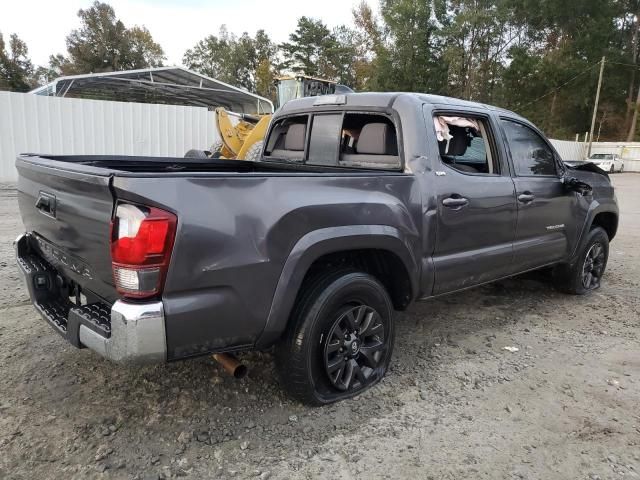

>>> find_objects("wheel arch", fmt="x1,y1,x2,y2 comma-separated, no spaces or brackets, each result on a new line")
591,210,618,241
569,201,618,263
255,225,419,348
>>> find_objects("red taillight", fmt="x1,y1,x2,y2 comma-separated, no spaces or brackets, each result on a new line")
110,203,177,299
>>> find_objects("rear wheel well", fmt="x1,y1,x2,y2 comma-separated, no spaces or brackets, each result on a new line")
592,212,618,240
298,249,413,311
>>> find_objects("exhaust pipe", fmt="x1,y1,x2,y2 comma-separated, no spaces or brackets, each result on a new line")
212,353,248,379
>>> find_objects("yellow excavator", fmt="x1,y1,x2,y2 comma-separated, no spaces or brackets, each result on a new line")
189,75,350,161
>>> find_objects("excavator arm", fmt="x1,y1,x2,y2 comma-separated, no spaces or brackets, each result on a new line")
214,107,271,160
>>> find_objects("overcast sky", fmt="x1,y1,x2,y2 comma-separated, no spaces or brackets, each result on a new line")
1,0,373,67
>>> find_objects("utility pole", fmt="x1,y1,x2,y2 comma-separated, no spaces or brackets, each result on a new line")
588,56,605,158
627,81,640,142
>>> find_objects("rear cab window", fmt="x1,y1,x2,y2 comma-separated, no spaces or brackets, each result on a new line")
263,111,402,170
264,115,308,162
339,113,399,169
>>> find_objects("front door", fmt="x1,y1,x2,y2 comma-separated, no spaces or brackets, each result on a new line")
429,111,518,295
499,118,577,271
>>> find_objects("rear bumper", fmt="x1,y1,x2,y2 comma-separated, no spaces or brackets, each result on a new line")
79,300,166,364
15,233,167,364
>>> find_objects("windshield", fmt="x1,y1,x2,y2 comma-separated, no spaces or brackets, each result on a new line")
590,154,613,160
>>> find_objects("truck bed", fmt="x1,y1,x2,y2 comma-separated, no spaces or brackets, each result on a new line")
19,154,405,176
15,153,415,359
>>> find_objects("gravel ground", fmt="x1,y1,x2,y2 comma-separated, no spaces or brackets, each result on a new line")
0,175,639,480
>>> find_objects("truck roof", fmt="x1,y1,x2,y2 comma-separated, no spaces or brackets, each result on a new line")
278,92,520,118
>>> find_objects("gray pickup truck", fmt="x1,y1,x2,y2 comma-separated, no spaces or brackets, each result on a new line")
15,92,618,405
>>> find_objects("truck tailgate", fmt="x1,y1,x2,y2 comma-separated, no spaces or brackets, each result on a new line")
16,156,117,303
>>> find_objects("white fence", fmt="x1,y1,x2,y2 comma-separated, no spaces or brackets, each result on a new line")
549,139,586,161
0,91,219,182
550,138,640,172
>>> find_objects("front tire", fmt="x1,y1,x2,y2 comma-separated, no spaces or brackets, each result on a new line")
275,270,395,405
553,226,609,295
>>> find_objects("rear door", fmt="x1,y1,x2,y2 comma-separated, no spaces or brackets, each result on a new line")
16,156,117,302
499,118,575,270
428,107,518,295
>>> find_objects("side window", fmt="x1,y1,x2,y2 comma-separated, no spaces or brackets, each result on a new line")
308,114,342,165
433,115,498,175
264,115,308,162
339,113,400,169
500,119,557,176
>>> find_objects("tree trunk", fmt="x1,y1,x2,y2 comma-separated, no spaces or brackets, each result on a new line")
548,90,557,136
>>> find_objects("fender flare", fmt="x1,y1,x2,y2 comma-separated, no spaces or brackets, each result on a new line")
570,199,618,261
255,225,419,348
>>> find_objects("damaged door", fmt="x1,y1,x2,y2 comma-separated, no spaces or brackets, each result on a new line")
499,118,579,270
428,108,517,295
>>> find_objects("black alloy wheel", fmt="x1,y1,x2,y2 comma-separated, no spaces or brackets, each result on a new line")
323,304,386,391
275,270,395,405
581,242,606,290
553,226,609,295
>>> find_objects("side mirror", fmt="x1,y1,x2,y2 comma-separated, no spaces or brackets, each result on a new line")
563,176,592,195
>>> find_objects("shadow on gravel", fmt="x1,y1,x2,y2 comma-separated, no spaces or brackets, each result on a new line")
27,272,559,424
1,268,592,477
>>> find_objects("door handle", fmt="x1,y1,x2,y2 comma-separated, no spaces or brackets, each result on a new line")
442,196,469,208
517,192,535,203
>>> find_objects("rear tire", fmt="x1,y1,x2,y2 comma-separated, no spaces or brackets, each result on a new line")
553,226,609,295
275,270,395,405
184,149,209,159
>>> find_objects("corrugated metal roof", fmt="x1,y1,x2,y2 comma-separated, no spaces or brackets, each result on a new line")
30,66,273,114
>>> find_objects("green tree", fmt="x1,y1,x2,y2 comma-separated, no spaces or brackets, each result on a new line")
254,29,279,99
498,0,628,139
33,54,73,85
0,32,34,92
326,25,363,87
127,26,165,70
439,0,523,102
183,27,234,83
279,17,362,87
183,27,278,94
375,0,446,92
352,1,387,90
255,58,276,101
280,17,336,78
60,1,164,74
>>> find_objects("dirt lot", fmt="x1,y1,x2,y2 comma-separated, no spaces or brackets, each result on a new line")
0,174,639,480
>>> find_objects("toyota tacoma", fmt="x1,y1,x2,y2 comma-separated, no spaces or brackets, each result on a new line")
14,93,619,405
